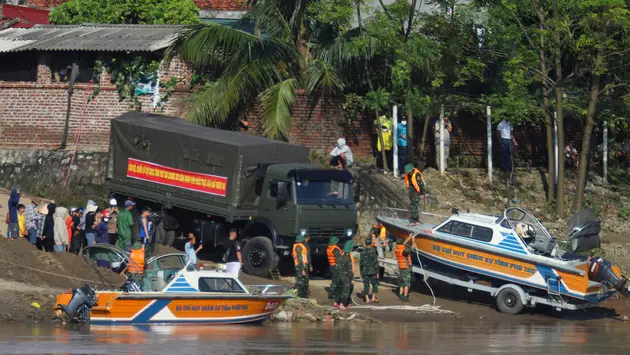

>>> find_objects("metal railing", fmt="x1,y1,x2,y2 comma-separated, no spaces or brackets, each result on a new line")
247,284,292,296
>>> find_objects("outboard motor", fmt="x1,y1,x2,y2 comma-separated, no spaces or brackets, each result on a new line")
588,256,630,297
59,284,97,322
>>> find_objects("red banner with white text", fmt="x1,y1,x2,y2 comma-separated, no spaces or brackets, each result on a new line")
126,158,228,197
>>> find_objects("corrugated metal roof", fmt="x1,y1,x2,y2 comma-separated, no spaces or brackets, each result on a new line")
0,23,185,53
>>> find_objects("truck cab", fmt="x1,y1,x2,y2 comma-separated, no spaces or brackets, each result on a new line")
240,164,357,275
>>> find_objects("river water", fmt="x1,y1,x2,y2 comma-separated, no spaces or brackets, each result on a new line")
0,320,628,354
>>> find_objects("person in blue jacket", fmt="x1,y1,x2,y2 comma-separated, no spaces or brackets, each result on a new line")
397,117,409,175
7,189,21,239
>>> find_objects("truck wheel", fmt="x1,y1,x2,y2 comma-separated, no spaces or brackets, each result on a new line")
242,237,276,277
496,288,524,315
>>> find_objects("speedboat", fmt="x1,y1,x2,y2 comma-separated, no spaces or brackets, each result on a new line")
54,255,290,325
377,207,629,314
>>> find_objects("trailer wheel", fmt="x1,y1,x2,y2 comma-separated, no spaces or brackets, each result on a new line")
242,236,276,277
496,288,524,315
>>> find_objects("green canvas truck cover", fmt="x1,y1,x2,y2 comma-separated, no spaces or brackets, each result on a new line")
110,112,309,213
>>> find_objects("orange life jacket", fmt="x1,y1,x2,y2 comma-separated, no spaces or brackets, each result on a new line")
405,168,425,193
327,245,342,266
129,246,145,274
395,244,411,269
292,243,308,266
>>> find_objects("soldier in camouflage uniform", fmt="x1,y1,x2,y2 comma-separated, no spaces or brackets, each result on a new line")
292,234,310,298
404,163,425,226
395,235,414,301
326,237,342,305
360,237,379,303
335,241,355,310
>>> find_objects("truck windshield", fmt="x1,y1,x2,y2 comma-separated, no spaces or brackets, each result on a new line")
295,179,353,205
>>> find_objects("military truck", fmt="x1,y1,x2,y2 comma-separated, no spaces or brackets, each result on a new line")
107,112,358,277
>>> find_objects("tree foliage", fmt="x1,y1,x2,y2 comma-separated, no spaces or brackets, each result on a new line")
49,0,200,25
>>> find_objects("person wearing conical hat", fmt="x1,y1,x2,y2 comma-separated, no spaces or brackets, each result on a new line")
404,163,425,227
292,233,310,298
326,237,343,305
335,241,355,310
360,237,380,303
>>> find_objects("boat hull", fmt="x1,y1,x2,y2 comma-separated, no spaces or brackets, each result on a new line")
55,292,288,325
381,221,615,304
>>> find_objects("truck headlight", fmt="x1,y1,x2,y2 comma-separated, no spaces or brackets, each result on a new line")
345,228,353,237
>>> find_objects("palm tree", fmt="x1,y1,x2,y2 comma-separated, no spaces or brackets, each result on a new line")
168,0,346,139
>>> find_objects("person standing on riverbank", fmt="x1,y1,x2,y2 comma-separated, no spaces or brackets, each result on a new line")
223,228,243,278
292,234,309,299
404,164,425,227
185,233,203,266
117,200,135,251
336,241,355,310
42,204,56,252
6,189,20,239
84,204,98,246
138,207,151,245
17,204,27,239
497,119,517,172
397,116,409,175
35,204,47,250
106,198,119,245
53,207,69,252
395,235,413,302
326,237,342,304
360,238,379,303
25,200,38,244
96,210,110,244
69,208,82,254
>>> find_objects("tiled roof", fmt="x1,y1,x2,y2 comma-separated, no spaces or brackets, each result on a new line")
25,0,249,11
0,23,184,52
194,0,248,10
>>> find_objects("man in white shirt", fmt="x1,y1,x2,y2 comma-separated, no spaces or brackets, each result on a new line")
330,138,353,168
565,142,578,169
497,120,518,172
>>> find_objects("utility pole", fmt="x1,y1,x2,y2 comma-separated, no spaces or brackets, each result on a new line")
487,106,493,183
603,122,608,184
393,105,399,178
439,104,445,176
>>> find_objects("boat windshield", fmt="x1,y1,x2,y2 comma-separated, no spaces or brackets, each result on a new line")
504,208,552,241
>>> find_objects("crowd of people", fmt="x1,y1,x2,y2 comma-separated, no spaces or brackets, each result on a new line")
5,190,145,254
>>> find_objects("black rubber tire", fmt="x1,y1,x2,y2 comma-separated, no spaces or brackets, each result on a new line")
242,236,276,277
496,288,525,315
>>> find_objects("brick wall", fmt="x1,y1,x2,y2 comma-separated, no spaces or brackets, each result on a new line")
243,90,374,160
0,54,190,150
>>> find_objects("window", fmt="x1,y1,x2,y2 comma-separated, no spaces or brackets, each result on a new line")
49,53,99,83
146,255,185,271
0,53,37,82
499,219,512,229
295,179,353,205
470,226,494,242
198,277,245,293
439,221,472,237
268,181,292,199
439,221,493,242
